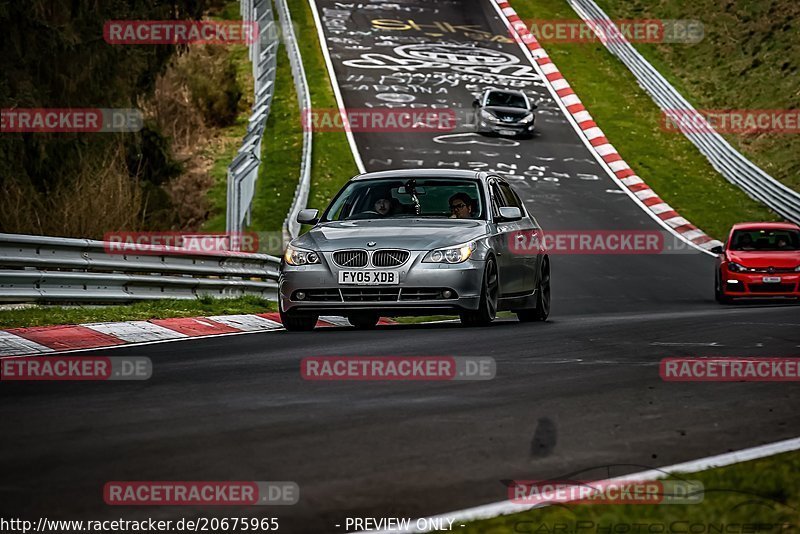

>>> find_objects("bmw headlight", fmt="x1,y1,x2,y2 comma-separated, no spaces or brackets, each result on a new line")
480,110,498,122
520,113,534,124
727,262,747,272
423,241,476,264
284,245,320,266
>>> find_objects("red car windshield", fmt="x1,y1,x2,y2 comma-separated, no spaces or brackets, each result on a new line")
730,229,800,251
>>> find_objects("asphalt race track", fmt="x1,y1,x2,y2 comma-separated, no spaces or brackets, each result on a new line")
1,0,798,532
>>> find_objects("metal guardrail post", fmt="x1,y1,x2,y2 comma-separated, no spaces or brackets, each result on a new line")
0,233,280,303
275,0,313,245
226,0,280,242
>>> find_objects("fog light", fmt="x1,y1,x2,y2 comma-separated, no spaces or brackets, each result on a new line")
296,291,306,300
442,290,453,299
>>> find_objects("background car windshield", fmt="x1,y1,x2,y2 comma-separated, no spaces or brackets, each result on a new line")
730,229,800,251
323,179,485,221
486,91,527,108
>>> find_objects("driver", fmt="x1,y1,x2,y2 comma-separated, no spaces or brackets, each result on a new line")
373,196,393,216
449,193,474,219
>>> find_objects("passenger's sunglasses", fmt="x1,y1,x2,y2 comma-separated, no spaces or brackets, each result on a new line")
450,203,467,211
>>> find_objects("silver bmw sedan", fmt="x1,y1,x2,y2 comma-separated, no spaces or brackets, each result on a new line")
279,169,550,330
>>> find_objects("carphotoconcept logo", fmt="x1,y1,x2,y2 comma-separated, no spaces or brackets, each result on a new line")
301,356,495,381
103,481,298,505
1,109,143,133
1,357,151,381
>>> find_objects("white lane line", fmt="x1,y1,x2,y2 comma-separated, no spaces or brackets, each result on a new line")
0,330,55,356
83,321,188,343
650,341,722,347
360,436,800,533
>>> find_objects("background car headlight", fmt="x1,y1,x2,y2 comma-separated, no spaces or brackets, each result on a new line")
520,113,534,124
423,242,476,264
284,246,320,266
727,262,747,272
795,265,800,272
480,110,498,122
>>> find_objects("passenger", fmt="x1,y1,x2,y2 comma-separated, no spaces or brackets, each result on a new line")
449,193,474,219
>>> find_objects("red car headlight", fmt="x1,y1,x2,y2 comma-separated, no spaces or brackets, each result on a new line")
727,262,747,272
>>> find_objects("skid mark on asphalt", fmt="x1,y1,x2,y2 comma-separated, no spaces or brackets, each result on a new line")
529,416,558,458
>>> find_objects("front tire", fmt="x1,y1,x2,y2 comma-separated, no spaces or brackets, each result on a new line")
518,258,550,322
279,307,318,331
460,258,499,327
714,270,731,304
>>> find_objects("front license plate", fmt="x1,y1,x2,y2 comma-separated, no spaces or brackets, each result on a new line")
762,276,782,283
499,129,516,136
338,270,399,285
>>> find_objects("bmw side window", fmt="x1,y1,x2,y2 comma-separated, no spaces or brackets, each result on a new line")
498,182,526,217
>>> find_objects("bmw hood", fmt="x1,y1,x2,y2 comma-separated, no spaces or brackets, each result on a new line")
292,219,488,252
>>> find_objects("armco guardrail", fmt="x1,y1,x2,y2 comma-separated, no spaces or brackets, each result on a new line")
567,0,800,224
226,0,280,237
276,0,313,244
0,234,279,303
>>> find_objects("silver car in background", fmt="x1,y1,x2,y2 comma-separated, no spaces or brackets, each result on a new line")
473,88,537,138
279,170,550,331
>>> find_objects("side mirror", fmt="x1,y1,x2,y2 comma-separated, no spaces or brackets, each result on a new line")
497,206,522,222
531,103,539,110
710,245,724,254
472,98,480,107
297,208,319,225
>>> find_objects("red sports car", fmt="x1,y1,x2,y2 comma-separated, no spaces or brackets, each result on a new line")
713,222,800,303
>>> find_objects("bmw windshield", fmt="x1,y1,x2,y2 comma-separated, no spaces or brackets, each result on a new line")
321,178,487,221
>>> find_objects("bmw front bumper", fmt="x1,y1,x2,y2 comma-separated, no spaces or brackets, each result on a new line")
279,250,485,316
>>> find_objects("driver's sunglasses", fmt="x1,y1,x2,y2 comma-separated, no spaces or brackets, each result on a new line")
450,203,467,211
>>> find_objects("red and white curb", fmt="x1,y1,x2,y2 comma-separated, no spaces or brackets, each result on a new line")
493,0,723,252
0,314,395,358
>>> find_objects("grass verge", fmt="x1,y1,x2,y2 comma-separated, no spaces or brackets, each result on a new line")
0,297,276,329
597,0,799,194
464,449,799,532
510,0,781,239
288,0,360,210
